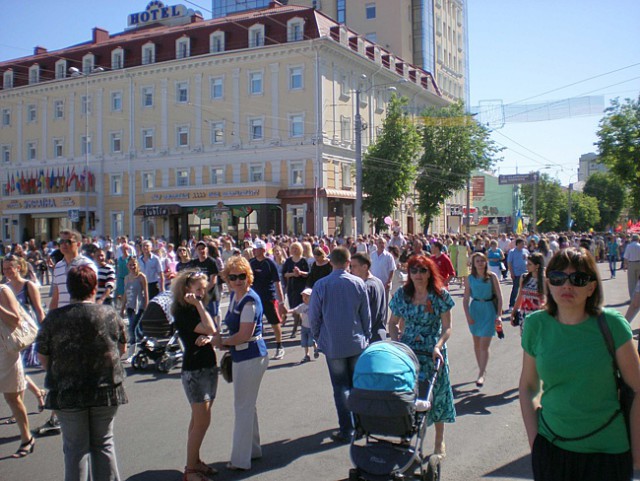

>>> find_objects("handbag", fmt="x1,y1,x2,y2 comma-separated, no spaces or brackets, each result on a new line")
0,295,39,353
597,312,633,442
220,351,233,383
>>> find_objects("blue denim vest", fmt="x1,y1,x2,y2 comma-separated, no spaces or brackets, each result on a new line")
224,288,267,362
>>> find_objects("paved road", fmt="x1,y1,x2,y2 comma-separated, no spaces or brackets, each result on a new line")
1,262,638,480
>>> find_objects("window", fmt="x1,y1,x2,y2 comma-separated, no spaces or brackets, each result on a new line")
337,0,346,23
289,66,303,90
290,162,304,186
176,37,190,59
26,105,37,123
141,86,154,108
110,132,122,153
176,126,189,147
110,174,122,195
287,18,304,42
53,100,64,119
81,135,92,155
29,64,39,84
211,167,224,185
82,54,95,74
210,121,224,144
339,73,350,99
111,212,124,237
142,172,155,191
249,165,263,182
289,114,304,138
81,95,92,115
366,3,376,19
111,91,122,112
210,77,224,100
176,82,189,103
1,145,10,164
142,129,154,150
249,118,263,141
210,31,225,53
249,71,263,95
27,141,37,160
142,43,155,65
53,139,64,158
55,60,67,79
248,24,265,48
176,169,190,187
342,163,352,188
111,49,124,69
2,108,10,126
340,115,351,141
3,70,13,89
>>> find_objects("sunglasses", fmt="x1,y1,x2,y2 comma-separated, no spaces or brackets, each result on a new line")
188,270,207,279
410,267,429,275
228,273,247,282
547,271,594,287
60,239,75,246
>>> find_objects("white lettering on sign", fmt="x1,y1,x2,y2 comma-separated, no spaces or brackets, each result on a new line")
128,1,191,28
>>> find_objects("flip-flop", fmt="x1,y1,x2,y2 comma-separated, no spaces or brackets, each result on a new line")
3,417,16,424
196,460,218,476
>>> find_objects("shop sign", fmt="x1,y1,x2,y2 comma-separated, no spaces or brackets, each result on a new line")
151,189,261,202
128,2,190,27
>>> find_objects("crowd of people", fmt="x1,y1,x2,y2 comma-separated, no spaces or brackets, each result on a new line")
1,227,640,480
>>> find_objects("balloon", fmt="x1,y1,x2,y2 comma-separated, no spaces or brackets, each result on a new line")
384,216,392,226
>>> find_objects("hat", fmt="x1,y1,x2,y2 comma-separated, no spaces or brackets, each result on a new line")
195,240,207,248
301,288,313,296
253,239,267,250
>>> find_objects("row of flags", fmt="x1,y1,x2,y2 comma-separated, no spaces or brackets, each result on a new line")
3,167,95,196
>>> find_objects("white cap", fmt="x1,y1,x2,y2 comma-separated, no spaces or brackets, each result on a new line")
253,239,267,250
301,288,313,296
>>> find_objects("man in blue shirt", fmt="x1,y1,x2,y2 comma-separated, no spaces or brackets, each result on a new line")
138,240,164,300
309,246,371,443
506,238,529,311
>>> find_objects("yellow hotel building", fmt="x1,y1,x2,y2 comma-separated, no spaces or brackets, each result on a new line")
0,1,446,243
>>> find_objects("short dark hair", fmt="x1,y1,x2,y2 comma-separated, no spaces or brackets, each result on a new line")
351,252,371,269
329,246,350,266
67,265,97,301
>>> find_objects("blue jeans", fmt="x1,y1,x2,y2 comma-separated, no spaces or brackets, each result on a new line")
325,354,360,436
57,406,121,481
509,275,521,309
126,308,144,344
608,255,618,276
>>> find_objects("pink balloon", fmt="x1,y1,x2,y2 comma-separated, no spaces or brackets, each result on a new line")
384,216,392,225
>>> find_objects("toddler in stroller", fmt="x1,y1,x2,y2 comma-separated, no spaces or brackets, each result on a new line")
347,341,442,481
131,291,184,372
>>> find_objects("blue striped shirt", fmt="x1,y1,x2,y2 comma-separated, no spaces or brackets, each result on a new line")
309,269,371,359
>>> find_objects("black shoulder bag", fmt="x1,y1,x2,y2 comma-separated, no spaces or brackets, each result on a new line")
596,312,633,442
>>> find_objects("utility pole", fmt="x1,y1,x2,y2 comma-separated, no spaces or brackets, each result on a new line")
532,177,537,232
466,176,471,233
567,183,573,231
355,89,363,236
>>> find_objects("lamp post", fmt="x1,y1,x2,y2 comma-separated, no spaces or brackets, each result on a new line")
354,77,407,236
69,66,104,234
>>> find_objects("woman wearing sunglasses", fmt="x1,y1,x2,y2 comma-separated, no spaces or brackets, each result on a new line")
172,269,219,481
519,247,640,480
217,256,268,471
388,255,455,458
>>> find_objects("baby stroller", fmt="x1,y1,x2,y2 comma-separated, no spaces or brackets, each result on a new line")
131,291,184,373
347,341,442,481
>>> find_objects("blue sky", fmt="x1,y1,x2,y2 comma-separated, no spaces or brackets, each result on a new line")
1,1,639,186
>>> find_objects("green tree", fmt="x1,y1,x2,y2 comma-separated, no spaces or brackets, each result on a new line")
415,101,501,228
596,96,640,215
561,191,601,232
583,172,626,230
521,174,564,231
362,94,421,232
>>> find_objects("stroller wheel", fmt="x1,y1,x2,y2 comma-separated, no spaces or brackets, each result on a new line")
157,355,171,373
348,468,360,481
422,456,441,481
133,354,149,370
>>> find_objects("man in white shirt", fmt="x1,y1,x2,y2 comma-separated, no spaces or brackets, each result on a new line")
623,234,640,297
370,237,396,302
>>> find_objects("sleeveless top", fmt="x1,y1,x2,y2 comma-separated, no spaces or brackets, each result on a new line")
224,289,267,362
468,274,494,301
124,275,145,312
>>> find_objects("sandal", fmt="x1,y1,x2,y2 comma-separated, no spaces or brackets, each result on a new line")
37,389,46,412
183,467,209,481
12,437,35,458
3,416,16,424
196,459,218,476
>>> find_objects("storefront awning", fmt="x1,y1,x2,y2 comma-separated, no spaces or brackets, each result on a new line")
134,204,182,216
277,188,357,200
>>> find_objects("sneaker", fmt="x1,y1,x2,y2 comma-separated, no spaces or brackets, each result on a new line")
313,347,320,359
330,431,352,444
273,347,285,360
300,355,311,364
36,417,61,436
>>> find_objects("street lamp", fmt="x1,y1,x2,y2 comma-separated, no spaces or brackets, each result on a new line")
69,66,104,233
354,76,408,236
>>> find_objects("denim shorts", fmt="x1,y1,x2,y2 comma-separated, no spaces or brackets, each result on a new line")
181,367,219,404
300,326,315,348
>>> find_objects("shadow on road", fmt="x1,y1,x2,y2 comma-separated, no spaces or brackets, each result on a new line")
126,469,182,481
482,453,532,479
452,385,519,416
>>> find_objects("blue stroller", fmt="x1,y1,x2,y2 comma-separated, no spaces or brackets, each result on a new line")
347,341,442,481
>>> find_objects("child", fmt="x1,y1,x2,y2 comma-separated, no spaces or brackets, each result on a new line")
289,287,318,363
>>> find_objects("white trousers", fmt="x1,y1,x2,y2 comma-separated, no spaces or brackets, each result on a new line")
230,355,268,469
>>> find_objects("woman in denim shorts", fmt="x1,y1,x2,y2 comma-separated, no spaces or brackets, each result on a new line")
172,269,219,481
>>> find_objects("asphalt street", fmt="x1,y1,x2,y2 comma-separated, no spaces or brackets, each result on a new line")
1,262,638,480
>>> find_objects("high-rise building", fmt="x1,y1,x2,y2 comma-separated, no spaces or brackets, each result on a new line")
212,0,469,105
578,152,608,182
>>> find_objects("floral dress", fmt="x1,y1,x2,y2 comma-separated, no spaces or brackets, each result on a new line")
389,288,456,425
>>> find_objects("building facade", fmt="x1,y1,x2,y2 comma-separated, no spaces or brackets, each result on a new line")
0,1,445,244
578,152,607,182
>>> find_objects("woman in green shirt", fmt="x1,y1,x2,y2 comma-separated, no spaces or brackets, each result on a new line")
519,247,640,480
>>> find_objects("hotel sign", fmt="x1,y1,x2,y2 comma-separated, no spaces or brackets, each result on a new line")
128,1,191,28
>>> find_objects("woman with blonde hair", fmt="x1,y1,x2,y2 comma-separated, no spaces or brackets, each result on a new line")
301,241,315,269
282,242,310,337
119,256,148,361
217,256,268,471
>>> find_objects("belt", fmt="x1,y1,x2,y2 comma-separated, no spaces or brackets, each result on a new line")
472,297,494,302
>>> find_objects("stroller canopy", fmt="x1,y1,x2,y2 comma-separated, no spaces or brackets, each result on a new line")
353,341,419,393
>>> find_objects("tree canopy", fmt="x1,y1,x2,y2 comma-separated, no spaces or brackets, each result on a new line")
583,172,627,230
521,173,564,231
